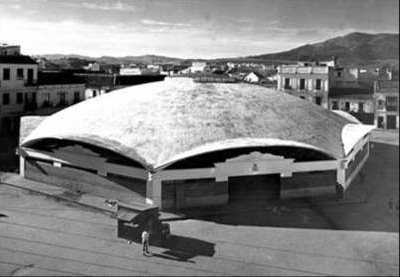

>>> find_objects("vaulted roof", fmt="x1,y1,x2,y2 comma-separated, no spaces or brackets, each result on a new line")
22,78,371,170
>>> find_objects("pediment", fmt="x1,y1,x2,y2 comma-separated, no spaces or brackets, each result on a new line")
225,151,285,163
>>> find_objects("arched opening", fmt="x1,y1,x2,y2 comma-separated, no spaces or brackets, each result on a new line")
26,138,145,168
161,146,337,210
22,138,147,204
165,146,334,170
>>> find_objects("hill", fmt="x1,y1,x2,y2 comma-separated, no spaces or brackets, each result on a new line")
246,32,399,66
35,54,184,66
35,32,399,68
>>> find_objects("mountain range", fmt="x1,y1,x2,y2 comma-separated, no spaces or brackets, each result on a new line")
36,32,399,67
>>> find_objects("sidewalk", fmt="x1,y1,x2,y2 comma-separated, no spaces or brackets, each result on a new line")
0,172,184,221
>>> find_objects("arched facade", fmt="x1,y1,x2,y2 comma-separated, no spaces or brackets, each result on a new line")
19,78,374,210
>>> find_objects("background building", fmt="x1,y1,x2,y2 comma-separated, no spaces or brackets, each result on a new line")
0,43,21,56
36,72,85,111
328,87,375,124
277,62,330,108
0,55,38,134
374,80,399,129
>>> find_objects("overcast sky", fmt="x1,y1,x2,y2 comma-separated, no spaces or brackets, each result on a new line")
0,0,398,58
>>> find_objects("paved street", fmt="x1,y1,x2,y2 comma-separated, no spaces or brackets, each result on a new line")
0,131,398,276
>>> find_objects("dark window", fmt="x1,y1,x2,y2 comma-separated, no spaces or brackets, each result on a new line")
17,68,24,79
93,90,97,97
345,102,350,111
332,101,338,110
3,68,10,80
316,79,322,90
315,96,322,106
337,71,342,77
59,92,66,105
377,99,385,110
377,116,384,128
16,92,23,104
386,96,398,112
299,79,305,90
387,115,397,129
27,69,34,84
300,96,306,100
2,93,10,105
284,78,290,89
74,91,80,103
358,102,364,113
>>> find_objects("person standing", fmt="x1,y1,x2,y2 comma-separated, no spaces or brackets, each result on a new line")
141,229,150,256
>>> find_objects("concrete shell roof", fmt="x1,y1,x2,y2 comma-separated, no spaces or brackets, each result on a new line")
23,78,366,170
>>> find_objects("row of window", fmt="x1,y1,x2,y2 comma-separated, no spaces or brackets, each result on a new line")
2,67,34,81
377,96,399,112
2,92,27,105
284,78,323,90
2,91,81,105
331,101,365,112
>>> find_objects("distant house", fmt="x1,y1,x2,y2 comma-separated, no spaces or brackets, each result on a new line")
36,71,86,110
0,54,38,134
119,67,142,75
83,62,101,72
244,72,264,83
0,43,21,56
277,62,331,108
373,80,399,129
75,73,166,100
189,62,207,73
328,87,374,124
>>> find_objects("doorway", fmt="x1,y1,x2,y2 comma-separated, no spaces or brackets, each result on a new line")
377,116,384,128
387,115,397,129
228,174,280,203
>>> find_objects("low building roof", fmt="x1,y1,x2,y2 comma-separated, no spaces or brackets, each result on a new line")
329,87,372,97
37,71,85,85
376,80,399,92
22,78,372,170
0,55,37,65
329,94,373,100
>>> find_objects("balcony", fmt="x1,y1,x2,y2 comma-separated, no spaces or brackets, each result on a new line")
387,105,398,112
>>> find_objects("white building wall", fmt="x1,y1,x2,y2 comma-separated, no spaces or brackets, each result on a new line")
244,72,260,83
84,88,108,99
0,63,38,89
37,84,85,108
0,63,38,116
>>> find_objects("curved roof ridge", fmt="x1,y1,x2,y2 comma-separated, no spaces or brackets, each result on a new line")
156,137,337,170
22,78,356,169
